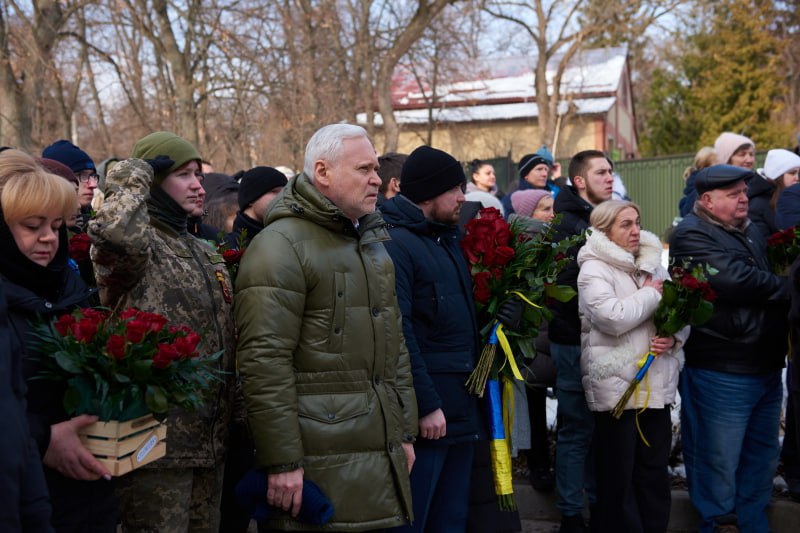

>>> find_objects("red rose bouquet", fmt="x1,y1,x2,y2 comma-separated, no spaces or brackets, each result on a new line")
766,226,800,274
611,260,717,419
461,207,579,393
460,207,580,510
31,307,224,421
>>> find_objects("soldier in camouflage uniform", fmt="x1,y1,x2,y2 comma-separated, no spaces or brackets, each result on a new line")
88,132,236,532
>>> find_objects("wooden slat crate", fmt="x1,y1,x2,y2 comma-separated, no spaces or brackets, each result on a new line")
79,414,167,476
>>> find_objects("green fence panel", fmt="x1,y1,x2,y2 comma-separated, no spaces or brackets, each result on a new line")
616,154,693,239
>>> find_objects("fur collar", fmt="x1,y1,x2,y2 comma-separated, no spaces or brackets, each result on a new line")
579,227,663,274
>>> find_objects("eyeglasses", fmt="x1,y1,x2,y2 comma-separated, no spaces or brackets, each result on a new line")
77,172,99,183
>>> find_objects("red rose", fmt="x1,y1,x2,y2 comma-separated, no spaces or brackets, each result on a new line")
106,334,127,360
700,282,717,302
138,312,168,333
681,275,700,291
68,233,91,263
491,267,503,280
223,249,244,265
169,324,193,335
494,246,515,266
495,226,512,247
71,317,98,343
54,314,76,337
479,207,501,222
174,332,201,358
481,247,497,268
120,308,142,321
153,343,179,369
473,271,492,304
125,319,150,343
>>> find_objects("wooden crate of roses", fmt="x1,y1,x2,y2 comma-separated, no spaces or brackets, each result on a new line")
79,414,167,476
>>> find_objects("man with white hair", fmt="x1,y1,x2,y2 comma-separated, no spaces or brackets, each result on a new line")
235,124,417,531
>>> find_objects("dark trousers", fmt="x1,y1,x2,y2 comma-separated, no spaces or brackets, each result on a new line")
526,386,551,470
592,408,671,533
392,440,474,533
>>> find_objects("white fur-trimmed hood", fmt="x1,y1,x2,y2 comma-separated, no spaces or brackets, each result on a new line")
578,228,663,275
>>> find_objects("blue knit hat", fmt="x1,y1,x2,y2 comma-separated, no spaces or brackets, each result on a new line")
42,140,95,173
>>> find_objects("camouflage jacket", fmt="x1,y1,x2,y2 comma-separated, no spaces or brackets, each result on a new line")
236,173,417,531
88,158,235,468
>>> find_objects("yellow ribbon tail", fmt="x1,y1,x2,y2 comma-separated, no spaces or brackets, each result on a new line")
508,290,542,309
495,324,524,381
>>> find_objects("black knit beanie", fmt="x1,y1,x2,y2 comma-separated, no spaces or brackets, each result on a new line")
237,167,288,210
400,146,465,204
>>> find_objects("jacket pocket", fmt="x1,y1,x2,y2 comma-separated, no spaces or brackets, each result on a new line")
297,392,369,424
328,272,346,353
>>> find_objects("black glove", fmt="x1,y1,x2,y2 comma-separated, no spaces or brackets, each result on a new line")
144,155,174,175
496,297,524,331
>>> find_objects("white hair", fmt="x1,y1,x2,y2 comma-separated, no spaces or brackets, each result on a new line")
303,123,369,179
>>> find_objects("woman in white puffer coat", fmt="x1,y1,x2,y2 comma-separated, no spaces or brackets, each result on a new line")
577,200,689,533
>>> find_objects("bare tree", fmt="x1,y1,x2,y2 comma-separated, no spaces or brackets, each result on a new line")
483,0,682,152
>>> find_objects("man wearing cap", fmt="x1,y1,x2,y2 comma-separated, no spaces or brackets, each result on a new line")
381,146,522,532
670,164,789,533
501,145,561,217
42,140,97,228
88,131,236,532
225,166,287,249
235,123,417,531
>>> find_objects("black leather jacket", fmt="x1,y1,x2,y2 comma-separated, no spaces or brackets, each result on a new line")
669,209,789,374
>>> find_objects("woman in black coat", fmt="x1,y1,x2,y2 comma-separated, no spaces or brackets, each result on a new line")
0,149,117,532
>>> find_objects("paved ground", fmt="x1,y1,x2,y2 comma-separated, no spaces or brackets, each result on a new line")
513,483,800,533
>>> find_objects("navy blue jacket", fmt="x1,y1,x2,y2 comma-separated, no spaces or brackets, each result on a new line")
669,211,789,374
381,195,483,444
747,174,777,239
776,182,800,230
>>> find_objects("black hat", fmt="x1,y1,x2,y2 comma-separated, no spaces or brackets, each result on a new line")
237,166,288,210
694,164,753,194
42,140,95,173
400,146,465,204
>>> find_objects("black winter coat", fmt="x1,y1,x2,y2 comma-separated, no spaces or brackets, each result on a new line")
0,281,53,532
678,170,699,218
4,272,119,532
548,185,592,345
747,174,778,239
381,196,484,444
669,211,789,374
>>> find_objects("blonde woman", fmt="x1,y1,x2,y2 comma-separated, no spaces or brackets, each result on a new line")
578,200,688,533
0,149,117,531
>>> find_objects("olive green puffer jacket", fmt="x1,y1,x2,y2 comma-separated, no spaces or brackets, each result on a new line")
235,173,417,531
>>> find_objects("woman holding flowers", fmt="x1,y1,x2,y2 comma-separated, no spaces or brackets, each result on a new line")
0,149,117,531
577,200,688,533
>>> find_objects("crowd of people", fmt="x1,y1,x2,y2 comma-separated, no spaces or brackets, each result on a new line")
1,124,799,533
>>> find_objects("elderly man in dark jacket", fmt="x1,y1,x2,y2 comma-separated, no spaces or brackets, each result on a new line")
670,165,789,533
236,124,417,531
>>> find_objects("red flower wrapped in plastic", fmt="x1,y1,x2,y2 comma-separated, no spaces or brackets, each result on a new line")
31,307,223,421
